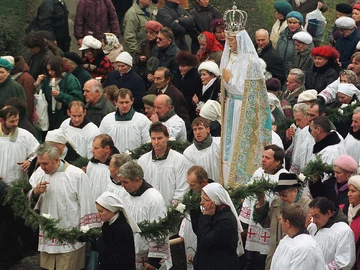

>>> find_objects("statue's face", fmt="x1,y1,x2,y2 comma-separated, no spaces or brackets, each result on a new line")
226,36,237,52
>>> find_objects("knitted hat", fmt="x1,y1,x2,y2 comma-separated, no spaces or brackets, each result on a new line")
210,18,225,32
286,11,304,25
0,58,13,70
333,155,358,173
142,94,157,106
336,3,352,14
266,78,281,91
297,89,318,103
79,35,102,50
274,1,293,17
312,45,340,59
144,20,163,32
335,17,356,29
115,51,133,67
349,175,360,191
1,56,14,66
353,3,360,11
63,52,83,66
198,61,220,77
146,56,160,73
292,31,313,45
176,50,199,67
274,173,302,192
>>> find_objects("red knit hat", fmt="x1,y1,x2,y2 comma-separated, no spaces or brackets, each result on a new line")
311,45,340,59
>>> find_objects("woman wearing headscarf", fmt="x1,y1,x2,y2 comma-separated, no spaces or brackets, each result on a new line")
291,31,314,72
305,45,340,93
200,100,221,137
197,32,223,66
191,183,243,269
268,92,286,124
101,33,124,68
94,191,140,270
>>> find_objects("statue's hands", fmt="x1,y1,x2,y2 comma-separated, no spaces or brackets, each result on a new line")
222,68,232,83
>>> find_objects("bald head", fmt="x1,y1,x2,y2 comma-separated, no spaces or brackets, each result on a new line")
256,29,270,49
154,94,172,118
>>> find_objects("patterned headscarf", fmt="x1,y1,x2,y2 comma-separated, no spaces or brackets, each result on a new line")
102,33,121,54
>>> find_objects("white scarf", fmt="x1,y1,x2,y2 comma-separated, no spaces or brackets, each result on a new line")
348,203,360,224
202,77,217,95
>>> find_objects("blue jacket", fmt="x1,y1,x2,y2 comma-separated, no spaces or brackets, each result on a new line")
336,29,360,69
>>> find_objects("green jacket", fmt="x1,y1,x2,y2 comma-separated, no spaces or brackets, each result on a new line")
123,3,155,56
41,72,83,129
0,76,27,108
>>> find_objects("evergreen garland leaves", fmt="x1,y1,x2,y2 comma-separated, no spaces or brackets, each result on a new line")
301,155,333,183
325,102,359,125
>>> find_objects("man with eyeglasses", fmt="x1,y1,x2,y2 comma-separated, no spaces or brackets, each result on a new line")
239,144,288,270
255,172,311,270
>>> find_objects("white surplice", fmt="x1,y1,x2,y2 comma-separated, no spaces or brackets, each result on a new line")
178,216,196,270
0,128,39,183
60,118,101,159
137,150,192,205
183,137,220,182
161,114,187,141
99,111,151,152
344,133,360,165
28,163,100,253
270,234,327,270
86,161,112,200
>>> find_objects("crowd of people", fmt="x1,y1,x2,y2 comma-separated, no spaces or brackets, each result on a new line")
2,0,360,269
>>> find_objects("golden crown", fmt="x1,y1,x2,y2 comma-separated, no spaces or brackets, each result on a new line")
223,4,248,34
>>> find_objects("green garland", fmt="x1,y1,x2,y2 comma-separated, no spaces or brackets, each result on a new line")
129,140,190,159
301,155,333,184
325,102,359,125
252,201,269,224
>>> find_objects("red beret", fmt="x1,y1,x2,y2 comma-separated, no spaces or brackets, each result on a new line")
144,21,163,32
353,4,360,11
312,45,340,59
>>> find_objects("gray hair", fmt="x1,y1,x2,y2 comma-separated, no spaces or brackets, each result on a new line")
111,153,132,170
255,29,269,37
339,70,358,84
36,143,60,160
354,107,360,115
117,161,144,182
198,33,207,42
89,79,104,94
293,103,308,116
289,68,305,85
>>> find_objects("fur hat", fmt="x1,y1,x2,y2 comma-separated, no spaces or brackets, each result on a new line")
198,61,220,77
115,52,133,67
79,35,102,50
335,17,356,29
176,50,199,67
312,45,340,60
273,173,302,192
336,3,352,14
63,52,83,66
334,155,358,173
274,1,293,17
144,21,163,32
286,11,304,25
266,78,281,91
292,31,313,45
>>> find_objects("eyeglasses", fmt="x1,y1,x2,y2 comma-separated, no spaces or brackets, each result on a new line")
156,37,164,41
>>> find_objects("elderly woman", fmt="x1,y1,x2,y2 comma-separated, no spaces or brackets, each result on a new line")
197,32,223,65
210,19,226,47
173,50,202,120
79,35,113,82
101,33,124,67
337,83,360,105
34,57,83,130
63,52,91,88
277,11,303,76
193,61,220,111
256,173,311,270
94,192,139,270
270,2,293,49
309,155,358,207
191,182,243,269
305,46,340,93
292,31,314,72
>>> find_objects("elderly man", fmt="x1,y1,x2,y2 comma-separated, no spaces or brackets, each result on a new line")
308,197,356,269
283,68,305,107
183,117,220,182
291,31,314,72
119,161,172,270
148,67,191,133
335,16,360,69
0,106,39,183
255,29,285,84
151,94,187,141
59,101,100,159
256,173,311,270
239,145,288,269
270,204,326,270
344,107,360,163
28,143,100,270
100,88,151,152
103,52,146,112
138,122,192,205
87,134,119,199
83,79,116,126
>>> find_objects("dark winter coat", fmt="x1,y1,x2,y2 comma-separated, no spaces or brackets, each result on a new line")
305,63,339,93
336,29,360,69
85,95,116,127
103,69,146,112
156,1,194,50
151,42,180,75
256,41,286,84
0,76,27,109
292,43,314,72
28,47,54,80
199,78,220,103
71,65,91,89
173,67,202,120
95,212,136,270
74,0,120,40
191,205,239,270
286,0,328,21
